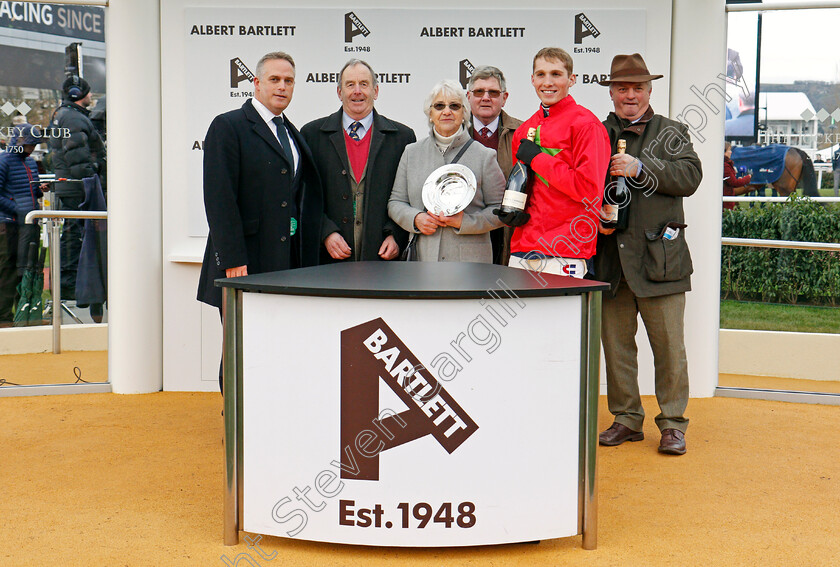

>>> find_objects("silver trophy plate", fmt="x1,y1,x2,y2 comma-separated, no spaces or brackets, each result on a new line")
421,164,477,216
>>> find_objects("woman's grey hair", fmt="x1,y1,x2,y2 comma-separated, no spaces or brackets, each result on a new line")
422,79,471,130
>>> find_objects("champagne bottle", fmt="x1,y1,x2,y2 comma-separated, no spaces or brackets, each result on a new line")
602,139,629,230
499,127,537,214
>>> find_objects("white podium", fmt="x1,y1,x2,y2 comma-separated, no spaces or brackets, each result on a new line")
219,262,606,549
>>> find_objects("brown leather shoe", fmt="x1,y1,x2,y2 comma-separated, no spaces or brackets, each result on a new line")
599,422,644,446
658,428,686,455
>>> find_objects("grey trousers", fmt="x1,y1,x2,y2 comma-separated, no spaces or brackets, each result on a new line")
601,280,689,433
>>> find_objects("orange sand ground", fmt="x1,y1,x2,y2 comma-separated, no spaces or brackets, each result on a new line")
0,351,107,385
1,389,838,567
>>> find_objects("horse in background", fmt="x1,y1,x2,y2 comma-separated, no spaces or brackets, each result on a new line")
739,146,818,197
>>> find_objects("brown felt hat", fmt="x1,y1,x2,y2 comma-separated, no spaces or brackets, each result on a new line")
599,53,663,85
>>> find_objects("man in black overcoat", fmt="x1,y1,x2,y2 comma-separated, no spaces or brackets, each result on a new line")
197,51,323,309
301,59,415,263
197,52,323,391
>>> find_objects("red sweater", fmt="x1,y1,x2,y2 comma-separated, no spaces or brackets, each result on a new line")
510,95,610,259
344,128,371,181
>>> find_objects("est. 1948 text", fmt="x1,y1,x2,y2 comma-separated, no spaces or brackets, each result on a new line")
339,500,476,529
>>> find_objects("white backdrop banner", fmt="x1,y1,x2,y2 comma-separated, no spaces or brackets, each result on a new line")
183,7,648,235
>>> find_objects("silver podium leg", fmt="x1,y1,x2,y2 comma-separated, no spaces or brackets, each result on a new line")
236,290,244,532
580,291,601,550
223,287,241,545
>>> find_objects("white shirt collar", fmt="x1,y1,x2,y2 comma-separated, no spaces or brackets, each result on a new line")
342,111,374,137
630,106,650,124
251,97,299,171
472,115,500,134
251,97,284,126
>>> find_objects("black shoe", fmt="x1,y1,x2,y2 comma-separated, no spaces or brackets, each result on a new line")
90,302,104,323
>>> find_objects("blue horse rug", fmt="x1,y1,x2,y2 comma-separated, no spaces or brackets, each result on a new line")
731,144,789,185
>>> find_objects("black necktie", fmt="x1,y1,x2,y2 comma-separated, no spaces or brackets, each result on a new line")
348,121,362,141
272,115,294,166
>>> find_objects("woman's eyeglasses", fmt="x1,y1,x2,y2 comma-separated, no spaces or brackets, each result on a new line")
431,102,463,111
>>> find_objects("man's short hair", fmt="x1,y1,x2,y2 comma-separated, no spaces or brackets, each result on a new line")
339,59,378,88
422,79,471,127
533,47,574,74
256,52,296,78
467,65,507,92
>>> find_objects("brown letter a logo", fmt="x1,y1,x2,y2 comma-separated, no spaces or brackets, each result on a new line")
339,318,478,481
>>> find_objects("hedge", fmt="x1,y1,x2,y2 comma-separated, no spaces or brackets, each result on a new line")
720,197,840,305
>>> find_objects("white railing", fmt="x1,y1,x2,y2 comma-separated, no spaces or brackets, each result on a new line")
722,196,840,203
24,209,108,354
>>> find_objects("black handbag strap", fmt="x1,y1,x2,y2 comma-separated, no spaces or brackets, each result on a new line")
401,232,418,261
449,138,474,165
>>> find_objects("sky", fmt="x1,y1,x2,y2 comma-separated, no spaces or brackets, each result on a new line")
729,7,840,84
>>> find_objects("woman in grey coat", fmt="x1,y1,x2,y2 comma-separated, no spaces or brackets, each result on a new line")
388,80,505,263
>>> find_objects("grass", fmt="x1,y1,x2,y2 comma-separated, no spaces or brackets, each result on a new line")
720,300,840,334
818,187,839,197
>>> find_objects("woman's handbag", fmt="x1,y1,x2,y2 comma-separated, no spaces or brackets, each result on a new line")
401,233,418,261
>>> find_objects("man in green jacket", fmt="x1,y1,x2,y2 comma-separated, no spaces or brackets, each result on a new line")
595,54,703,456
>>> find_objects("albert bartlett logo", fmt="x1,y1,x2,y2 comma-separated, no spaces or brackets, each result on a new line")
345,12,371,43
458,59,475,90
230,57,255,89
339,318,478,481
574,13,600,44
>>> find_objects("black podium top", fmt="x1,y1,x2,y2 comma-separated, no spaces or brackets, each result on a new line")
217,262,609,299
